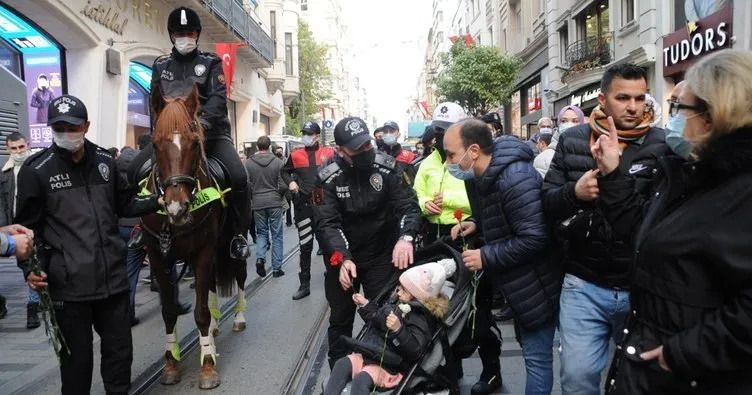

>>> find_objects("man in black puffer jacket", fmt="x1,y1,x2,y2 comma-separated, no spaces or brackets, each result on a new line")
541,63,669,395
445,119,561,395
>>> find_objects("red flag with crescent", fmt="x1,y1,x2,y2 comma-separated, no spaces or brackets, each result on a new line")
214,43,242,96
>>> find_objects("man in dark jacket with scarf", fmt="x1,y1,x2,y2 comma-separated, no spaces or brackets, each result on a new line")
446,118,560,395
541,63,668,395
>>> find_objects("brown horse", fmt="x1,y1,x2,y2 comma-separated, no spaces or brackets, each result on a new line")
140,85,247,389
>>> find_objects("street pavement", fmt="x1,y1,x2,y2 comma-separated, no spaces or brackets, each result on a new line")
0,225,303,395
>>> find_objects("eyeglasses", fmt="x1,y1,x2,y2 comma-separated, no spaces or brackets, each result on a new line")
667,99,703,117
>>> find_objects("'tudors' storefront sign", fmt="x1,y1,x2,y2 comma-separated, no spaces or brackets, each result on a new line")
663,6,732,77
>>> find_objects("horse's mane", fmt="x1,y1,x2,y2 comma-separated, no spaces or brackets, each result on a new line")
153,98,204,143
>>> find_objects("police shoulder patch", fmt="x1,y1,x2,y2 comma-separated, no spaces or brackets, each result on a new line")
95,146,113,157
318,161,341,183
373,153,396,171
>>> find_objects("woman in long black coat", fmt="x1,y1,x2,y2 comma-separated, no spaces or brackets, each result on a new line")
591,49,752,394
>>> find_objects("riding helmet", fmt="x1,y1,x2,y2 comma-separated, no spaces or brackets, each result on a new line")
167,7,202,34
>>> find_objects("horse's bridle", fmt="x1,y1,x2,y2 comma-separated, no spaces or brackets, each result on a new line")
152,119,203,200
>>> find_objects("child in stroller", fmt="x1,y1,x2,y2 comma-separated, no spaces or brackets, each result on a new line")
324,259,456,395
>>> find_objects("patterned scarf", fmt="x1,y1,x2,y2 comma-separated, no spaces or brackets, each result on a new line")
588,105,653,149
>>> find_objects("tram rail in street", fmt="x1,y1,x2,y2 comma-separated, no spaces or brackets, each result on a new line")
130,246,301,395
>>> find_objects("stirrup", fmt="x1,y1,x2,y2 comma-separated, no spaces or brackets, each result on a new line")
230,235,250,259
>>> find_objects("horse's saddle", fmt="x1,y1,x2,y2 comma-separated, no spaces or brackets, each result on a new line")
135,156,230,192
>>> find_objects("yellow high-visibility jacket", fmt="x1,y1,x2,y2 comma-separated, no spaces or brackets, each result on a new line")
413,151,472,225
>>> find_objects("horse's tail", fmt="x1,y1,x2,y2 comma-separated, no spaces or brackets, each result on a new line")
215,254,237,298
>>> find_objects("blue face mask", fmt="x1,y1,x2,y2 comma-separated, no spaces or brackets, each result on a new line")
383,134,398,146
665,114,695,160
302,135,315,147
445,149,476,180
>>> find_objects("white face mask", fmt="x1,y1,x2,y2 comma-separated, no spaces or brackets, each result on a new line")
174,37,197,55
10,151,29,166
559,122,577,133
54,132,85,152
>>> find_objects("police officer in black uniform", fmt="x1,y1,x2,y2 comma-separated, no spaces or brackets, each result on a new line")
129,7,250,259
313,117,421,368
17,95,163,395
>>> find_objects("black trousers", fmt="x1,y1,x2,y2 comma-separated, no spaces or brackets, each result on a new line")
286,195,293,225
55,291,132,395
325,253,397,367
294,195,316,280
129,136,250,233
475,273,502,377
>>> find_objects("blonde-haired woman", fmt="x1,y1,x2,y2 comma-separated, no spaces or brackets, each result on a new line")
592,48,752,394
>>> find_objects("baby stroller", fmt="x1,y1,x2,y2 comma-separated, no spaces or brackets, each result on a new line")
331,239,475,395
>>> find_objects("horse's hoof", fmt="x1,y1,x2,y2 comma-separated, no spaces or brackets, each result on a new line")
199,357,220,390
232,322,246,332
161,354,181,385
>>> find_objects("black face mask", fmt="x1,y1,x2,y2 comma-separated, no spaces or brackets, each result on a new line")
350,149,375,170
376,138,389,151
434,133,446,160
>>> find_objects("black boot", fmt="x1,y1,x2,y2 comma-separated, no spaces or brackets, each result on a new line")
127,226,144,250
470,370,502,395
292,273,311,300
256,258,266,277
230,234,250,259
471,374,502,395
26,303,40,329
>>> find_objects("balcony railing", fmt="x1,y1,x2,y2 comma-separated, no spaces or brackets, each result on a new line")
565,32,614,68
202,0,274,64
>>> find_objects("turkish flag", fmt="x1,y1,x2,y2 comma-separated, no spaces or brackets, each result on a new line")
419,101,430,119
214,43,242,96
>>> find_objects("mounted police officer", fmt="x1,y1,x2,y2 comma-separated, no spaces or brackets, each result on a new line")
313,117,421,368
128,7,250,259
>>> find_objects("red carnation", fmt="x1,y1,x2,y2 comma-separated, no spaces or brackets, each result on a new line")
330,251,344,267
454,209,463,222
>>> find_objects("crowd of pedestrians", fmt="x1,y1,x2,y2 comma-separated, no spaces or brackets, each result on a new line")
1,8,751,393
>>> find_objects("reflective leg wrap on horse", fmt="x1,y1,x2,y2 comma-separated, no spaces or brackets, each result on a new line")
165,330,181,361
199,335,218,365
232,292,247,332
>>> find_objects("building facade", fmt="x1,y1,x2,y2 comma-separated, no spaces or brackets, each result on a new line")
497,0,548,138
0,0,299,152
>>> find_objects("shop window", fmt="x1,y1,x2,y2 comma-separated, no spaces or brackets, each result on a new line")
511,91,521,138
526,82,542,114
285,33,294,76
0,4,65,149
622,0,635,26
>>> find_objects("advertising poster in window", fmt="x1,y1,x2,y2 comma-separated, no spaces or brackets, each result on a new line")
23,52,62,148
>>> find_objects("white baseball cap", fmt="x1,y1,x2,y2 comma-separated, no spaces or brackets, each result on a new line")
431,102,467,131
